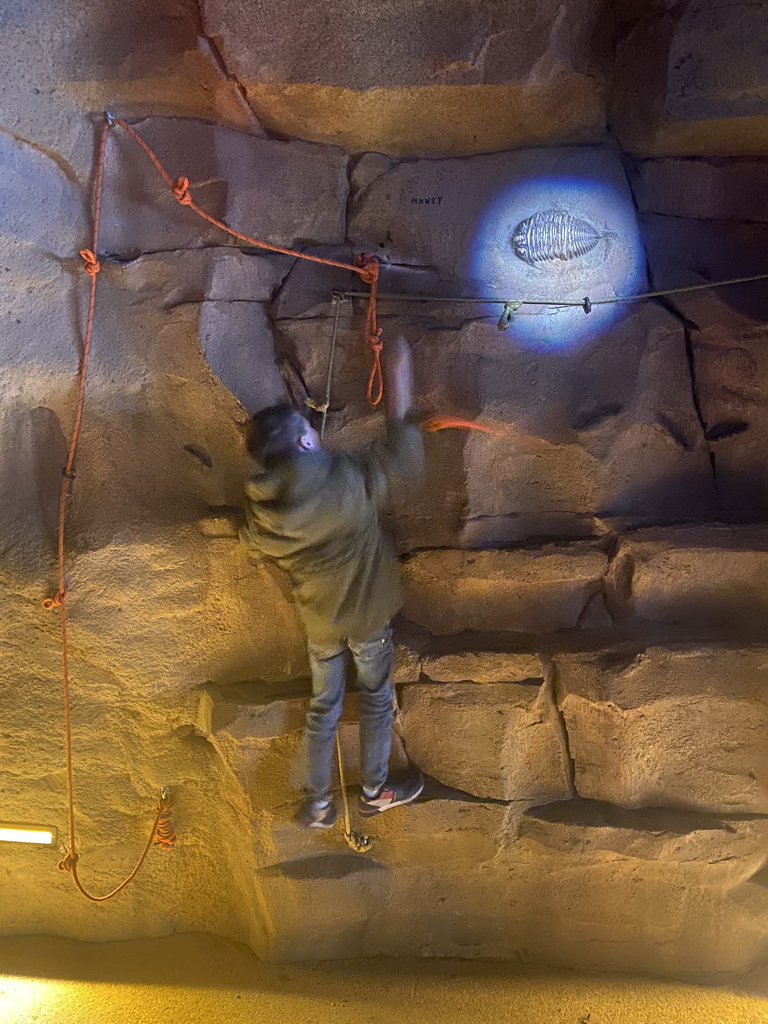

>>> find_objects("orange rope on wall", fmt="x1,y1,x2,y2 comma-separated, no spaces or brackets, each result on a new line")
45,118,176,903
109,117,384,404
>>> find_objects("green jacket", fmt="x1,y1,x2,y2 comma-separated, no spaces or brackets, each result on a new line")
240,418,424,645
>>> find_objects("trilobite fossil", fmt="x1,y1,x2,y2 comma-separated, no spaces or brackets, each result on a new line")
511,210,617,267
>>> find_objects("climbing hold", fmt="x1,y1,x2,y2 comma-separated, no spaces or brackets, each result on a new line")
582,296,593,314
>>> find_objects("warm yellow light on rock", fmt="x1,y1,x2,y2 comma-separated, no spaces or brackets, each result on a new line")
0,824,57,846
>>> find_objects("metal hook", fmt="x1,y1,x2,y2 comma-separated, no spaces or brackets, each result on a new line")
104,111,116,127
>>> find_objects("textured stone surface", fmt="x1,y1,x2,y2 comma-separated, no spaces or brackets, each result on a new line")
421,651,543,683
100,118,349,259
615,526,768,629
641,217,768,516
201,0,610,156
557,645,768,813
614,2,768,156
399,682,571,802
349,144,640,289
402,546,608,635
630,158,768,223
520,799,768,886
0,0,257,181
256,793,768,975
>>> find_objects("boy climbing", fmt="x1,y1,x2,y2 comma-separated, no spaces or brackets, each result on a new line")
240,334,425,828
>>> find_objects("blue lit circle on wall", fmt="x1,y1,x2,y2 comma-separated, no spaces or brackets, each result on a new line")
471,175,646,349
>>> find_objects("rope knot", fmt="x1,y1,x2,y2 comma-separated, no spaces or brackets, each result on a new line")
79,249,100,276
368,328,383,353
171,177,192,206
43,589,68,610
153,790,176,851
355,252,380,286
58,851,79,872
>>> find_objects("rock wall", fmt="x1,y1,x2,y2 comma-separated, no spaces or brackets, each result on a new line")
2,0,768,983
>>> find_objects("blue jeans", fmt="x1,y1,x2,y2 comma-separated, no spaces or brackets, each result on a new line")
305,625,394,802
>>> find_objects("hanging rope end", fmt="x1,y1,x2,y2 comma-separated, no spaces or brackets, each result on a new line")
154,787,176,850
344,829,373,854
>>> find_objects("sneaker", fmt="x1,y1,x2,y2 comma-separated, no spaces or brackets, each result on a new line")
297,799,338,829
358,768,424,817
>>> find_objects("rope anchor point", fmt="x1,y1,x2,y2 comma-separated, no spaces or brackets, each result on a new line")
497,300,521,331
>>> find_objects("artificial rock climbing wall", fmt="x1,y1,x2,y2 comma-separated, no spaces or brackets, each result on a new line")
2,0,768,981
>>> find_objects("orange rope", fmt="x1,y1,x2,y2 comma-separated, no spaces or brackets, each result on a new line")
355,254,383,406
110,118,383,405
44,119,174,903
423,415,508,438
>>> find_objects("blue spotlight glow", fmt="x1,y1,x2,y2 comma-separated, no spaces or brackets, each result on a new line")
470,174,646,349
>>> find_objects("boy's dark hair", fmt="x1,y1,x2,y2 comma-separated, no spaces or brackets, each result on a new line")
246,403,305,464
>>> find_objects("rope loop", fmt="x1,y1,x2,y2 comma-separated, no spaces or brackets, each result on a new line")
43,589,68,610
79,249,100,276
171,176,193,206
355,254,383,406
58,851,79,872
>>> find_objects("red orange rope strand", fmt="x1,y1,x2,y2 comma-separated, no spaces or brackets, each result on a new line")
45,119,174,903
111,118,383,403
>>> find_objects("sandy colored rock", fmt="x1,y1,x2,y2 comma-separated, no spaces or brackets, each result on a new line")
399,681,571,803
520,798,768,886
613,2,768,156
402,546,608,635
421,651,543,683
557,644,768,814
615,525,768,629
202,0,609,156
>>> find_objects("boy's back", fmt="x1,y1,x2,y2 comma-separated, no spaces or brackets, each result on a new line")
241,417,422,645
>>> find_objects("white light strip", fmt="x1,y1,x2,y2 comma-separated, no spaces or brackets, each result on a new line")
0,825,57,846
